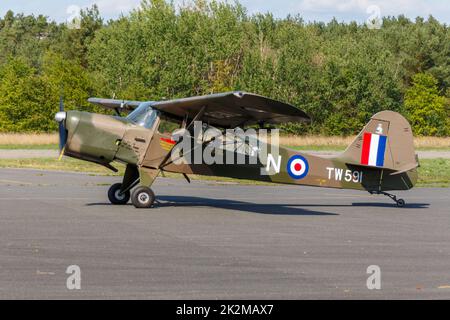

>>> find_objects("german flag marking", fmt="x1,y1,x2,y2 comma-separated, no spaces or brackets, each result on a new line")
160,137,176,151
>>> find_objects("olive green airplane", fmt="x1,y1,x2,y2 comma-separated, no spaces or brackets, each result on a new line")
55,92,419,208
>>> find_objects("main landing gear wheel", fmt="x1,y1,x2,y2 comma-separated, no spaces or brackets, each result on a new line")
131,186,155,208
396,199,406,208
108,183,130,205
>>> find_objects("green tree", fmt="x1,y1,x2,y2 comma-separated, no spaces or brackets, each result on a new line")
0,58,53,132
1,2,449,135
55,5,103,67
41,51,94,113
404,73,449,136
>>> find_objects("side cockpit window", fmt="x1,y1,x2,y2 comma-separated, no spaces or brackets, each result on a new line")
158,115,182,135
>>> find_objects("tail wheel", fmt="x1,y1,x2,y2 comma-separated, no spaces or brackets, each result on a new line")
108,183,130,205
131,186,155,208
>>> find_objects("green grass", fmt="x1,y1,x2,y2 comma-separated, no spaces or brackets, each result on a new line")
0,144,59,150
0,157,448,187
414,147,450,151
416,159,450,187
0,157,124,175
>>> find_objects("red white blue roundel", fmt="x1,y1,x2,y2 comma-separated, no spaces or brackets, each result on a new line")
287,155,309,179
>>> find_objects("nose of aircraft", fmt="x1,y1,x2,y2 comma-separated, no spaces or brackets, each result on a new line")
54,109,128,164
55,111,66,123
54,108,85,154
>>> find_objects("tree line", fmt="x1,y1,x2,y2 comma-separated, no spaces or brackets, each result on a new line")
0,0,448,135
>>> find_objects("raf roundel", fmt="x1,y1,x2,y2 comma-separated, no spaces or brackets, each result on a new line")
287,155,309,180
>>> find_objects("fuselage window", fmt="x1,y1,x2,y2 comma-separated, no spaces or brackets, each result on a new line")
127,103,159,129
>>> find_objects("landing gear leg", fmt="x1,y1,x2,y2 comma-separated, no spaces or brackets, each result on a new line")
108,164,139,205
370,191,406,207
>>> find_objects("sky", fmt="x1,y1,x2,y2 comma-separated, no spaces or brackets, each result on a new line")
0,0,449,24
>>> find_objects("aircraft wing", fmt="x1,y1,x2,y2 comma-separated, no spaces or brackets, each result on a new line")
88,98,143,112
151,91,311,128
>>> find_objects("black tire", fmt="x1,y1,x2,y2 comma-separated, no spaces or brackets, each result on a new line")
108,183,130,205
396,199,406,207
131,186,155,208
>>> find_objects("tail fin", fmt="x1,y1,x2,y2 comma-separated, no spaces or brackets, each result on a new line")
339,111,419,173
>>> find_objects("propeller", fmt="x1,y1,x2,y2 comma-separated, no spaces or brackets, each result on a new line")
55,95,67,159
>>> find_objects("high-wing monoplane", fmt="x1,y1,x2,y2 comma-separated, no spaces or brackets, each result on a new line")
55,92,418,208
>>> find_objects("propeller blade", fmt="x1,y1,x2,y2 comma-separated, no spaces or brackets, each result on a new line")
58,96,67,154
58,146,65,161
58,122,67,152
59,95,64,112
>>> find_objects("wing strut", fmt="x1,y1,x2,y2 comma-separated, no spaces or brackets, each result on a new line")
158,106,207,170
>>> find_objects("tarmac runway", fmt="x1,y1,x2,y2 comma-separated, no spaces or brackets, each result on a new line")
0,168,449,299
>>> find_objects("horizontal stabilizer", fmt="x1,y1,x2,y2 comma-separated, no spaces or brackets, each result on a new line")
389,161,419,176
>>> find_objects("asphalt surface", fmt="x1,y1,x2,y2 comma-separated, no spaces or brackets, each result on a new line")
1,149,449,159
0,168,449,299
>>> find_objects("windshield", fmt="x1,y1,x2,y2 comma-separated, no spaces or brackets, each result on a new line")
127,102,158,129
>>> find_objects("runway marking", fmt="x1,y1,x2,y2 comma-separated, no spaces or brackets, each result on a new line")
0,179,33,185
0,197,93,200
36,270,56,276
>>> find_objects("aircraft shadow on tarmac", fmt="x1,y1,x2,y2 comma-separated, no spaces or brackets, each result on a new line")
155,196,338,216
351,202,429,209
87,196,429,216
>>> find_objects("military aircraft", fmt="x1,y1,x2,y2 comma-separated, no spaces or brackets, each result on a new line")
54,91,418,208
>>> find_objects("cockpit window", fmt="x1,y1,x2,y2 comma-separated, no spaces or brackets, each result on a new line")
127,102,158,129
